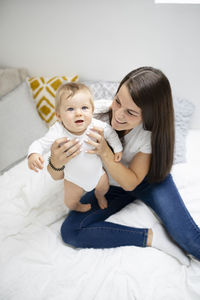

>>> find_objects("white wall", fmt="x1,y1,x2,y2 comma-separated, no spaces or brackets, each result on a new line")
0,0,200,128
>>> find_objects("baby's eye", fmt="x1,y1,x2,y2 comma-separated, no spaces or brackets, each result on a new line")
82,106,88,110
67,107,74,111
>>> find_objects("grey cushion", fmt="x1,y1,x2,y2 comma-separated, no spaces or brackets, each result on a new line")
173,97,195,164
0,67,29,98
0,82,48,173
82,80,195,164
82,80,119,100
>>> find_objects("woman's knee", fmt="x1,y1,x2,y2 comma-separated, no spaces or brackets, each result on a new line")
60,218,78,246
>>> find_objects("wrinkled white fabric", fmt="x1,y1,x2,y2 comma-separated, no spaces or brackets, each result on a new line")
1,128,200,300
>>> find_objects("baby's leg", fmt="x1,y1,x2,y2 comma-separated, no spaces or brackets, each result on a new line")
64,179,91,212
95,172,109,209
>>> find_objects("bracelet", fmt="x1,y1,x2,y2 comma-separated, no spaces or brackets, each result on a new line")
48,156,65,171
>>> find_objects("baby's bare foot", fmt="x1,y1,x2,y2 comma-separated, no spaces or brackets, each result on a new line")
95,192,108,209
75,203,91,212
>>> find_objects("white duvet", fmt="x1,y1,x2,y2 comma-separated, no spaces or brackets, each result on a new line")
0,130,200,300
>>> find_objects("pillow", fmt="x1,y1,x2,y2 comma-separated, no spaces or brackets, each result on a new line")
0,82,48,173
82,80,195,164
81,80,119,100
0,67,29,98
173,97,195,164
27,75,78,127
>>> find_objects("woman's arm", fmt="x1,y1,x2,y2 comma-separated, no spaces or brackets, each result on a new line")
47,164,64,180
86,127,151,191
47,137,82,180
102,148,150,191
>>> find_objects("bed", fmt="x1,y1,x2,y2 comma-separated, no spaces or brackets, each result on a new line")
0,69,200,300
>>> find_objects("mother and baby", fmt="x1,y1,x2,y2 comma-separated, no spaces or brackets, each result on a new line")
28,66,200,265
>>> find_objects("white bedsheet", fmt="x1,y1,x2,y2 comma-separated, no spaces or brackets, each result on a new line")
0,130,200,300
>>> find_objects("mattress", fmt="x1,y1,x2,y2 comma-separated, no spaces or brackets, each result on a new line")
0,130,200,300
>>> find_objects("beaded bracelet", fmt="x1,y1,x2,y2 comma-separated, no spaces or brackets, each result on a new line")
48,156,65,171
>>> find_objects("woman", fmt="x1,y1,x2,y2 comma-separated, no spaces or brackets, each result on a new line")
47,67,200,265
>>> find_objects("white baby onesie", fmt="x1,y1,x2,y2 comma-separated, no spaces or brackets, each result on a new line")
28,118,123,191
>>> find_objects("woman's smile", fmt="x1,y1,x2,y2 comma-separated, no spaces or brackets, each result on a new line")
111,84,142,131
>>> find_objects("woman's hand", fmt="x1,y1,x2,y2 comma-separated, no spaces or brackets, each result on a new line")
50,137,82,168
85,126,110,159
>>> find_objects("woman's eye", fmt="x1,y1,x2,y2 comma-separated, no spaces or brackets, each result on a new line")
127,110,134,116
82,106,88,110
67,107,74,111
115,98,120,105
127,110,138,117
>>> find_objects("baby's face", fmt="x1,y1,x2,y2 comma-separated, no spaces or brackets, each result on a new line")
57,90,93,135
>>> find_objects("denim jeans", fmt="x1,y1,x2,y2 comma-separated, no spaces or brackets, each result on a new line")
61,174,200,260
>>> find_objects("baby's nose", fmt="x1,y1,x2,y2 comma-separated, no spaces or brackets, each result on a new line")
75,108,82,115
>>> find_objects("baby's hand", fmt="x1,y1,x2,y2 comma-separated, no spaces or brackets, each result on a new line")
114,151,122,162
28,153,44,172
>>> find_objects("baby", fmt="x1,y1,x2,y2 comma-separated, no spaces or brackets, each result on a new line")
28,82,123,212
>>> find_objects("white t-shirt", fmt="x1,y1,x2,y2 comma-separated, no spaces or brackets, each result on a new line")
94,100,152,187
28,117,123,191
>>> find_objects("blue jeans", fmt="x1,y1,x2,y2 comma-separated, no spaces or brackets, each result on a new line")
61,174,200,260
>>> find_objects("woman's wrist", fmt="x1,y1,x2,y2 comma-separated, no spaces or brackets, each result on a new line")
47,164,64,180
100,145,114,162
48,156,65,171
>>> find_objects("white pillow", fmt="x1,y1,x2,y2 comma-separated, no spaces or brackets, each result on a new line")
0,82,48,173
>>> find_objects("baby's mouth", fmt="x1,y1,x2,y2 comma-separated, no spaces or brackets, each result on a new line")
75,120,84,123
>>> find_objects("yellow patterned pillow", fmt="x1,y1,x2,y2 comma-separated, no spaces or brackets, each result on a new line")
27,75,78,127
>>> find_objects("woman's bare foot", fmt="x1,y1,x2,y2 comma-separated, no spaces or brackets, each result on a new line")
151,223,190,265
147,228,153,246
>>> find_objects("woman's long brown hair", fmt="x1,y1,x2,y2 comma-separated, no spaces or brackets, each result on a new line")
115,67,175,183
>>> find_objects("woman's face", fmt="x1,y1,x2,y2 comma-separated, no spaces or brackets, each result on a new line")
111,84,142,132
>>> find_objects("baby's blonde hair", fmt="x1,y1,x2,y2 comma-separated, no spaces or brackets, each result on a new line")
55,82,94,112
